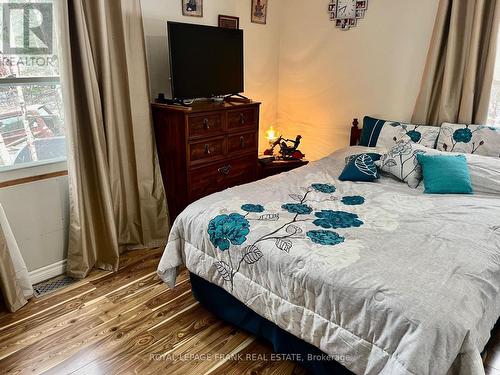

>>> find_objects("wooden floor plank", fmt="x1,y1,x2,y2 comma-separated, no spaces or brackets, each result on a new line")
41,283,198,374
135,322,253,374
0,301,103,361
0,251,162,333
0,283,97,332
0,272,180,361
208,339,301,375
0,248,497,375
104,305,221,374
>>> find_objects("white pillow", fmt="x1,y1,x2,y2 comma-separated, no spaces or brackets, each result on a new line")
377,122,440,150
398,145,500,195
461,153,500,195
377,141,429,188
437,123,500,158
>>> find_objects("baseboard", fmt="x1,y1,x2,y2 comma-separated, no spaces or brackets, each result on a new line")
29,259,67,284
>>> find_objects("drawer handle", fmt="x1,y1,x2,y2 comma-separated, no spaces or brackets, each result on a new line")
239,136,245,148
218,165,231,175
239,113,245,124
204,144,211,155
203,118,210,130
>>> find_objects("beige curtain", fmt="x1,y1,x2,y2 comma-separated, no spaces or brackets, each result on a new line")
0,204,33,312
57,0,169,278
412,0,500,126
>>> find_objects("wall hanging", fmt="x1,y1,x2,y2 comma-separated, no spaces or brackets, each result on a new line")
251,0,268,24
328,0,367,30
219,15,239,29
182,0,203,17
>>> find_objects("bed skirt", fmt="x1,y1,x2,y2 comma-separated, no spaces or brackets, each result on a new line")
189,272,353,375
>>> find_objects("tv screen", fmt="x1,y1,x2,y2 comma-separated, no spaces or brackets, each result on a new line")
168,22,244,100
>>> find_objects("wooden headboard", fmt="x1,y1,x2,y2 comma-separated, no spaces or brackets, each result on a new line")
350,118,362,146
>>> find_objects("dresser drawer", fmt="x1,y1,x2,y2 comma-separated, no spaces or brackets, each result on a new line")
227,131,258,155
188,156,257,201
188,112,224,139
227,107,258,131
188,137,226,165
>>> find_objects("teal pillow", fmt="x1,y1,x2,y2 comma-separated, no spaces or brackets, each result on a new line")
416,154,473,194
339,154,379,182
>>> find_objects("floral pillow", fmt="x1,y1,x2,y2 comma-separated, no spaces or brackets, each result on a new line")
360,116,440,149
437,123,500,158
376,141,428,188
339,153,380,182
376,122,440,150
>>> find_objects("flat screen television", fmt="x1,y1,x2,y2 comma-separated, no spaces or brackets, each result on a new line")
167,22,244,100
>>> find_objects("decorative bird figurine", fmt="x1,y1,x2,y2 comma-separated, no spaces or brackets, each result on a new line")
279,135,305,159
264,135,305,160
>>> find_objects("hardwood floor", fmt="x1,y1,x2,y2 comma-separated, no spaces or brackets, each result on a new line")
0,248,498,375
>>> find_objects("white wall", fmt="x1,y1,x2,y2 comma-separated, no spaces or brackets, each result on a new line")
140,0,283,150
276,0,439,160
0,169,68,272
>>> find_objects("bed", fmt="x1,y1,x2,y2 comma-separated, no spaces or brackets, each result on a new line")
157,145,500,375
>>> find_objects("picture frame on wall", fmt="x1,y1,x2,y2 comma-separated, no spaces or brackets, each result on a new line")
251,0,268,24
356,1,367,9
182,0,203,17
218,15,239,29
355,9,365,19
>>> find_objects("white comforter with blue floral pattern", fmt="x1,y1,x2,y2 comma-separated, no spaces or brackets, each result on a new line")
158,146,500,375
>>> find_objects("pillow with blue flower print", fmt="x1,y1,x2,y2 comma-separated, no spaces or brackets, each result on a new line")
339,153,380,182
376,141,429,188
436,123,500,158
360,116,440,150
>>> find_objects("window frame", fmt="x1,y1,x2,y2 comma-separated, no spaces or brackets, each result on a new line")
0,158,66,184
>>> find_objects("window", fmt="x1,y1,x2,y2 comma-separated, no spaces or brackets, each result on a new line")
487,35,500,127
0,0,65,171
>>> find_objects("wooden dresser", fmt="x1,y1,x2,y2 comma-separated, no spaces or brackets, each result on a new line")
152,101,260,220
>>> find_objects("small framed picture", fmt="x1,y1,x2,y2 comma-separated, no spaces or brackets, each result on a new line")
182,0,203,17
251,0,268,24
355,9,365,18
336,19,349,30
356,1,367,10
218,15,239,29
348,18,357,27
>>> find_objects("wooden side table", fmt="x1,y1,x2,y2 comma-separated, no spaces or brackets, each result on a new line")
258,158,309,179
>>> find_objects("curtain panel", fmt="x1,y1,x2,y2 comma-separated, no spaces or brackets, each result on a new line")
412,0,500,126
0,204,33,312
56,0,169,278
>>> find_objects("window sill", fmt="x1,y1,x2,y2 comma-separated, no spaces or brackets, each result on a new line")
0,158,68,185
